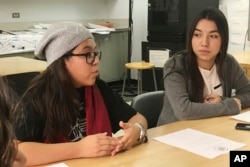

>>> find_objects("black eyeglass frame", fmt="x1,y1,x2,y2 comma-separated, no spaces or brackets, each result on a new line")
70,51,102,65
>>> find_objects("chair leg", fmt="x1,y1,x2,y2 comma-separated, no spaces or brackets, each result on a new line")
139,70,143,94
152,68,158,91
122,69,127,98
137,70,140,95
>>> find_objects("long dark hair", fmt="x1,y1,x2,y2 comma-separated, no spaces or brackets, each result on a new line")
165,8,229,102
22,55,80,143
187,7,228,102
0,77,20,167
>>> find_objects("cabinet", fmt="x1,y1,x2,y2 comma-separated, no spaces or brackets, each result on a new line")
147,0,219,42
96,31,128,82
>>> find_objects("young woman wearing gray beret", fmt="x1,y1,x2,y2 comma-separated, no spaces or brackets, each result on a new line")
14,22,147,166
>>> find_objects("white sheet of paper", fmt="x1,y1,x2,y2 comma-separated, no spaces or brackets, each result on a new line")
46,163,68,167
149,49,169,68
231,110,250,123
154,128,245,159
227,0,248,44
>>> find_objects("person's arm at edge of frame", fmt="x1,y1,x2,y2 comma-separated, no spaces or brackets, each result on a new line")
17,139,95,166
17,131,121,166
227,54,250,110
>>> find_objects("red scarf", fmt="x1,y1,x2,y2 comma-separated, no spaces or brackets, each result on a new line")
45,85,112,143
85,85,112,136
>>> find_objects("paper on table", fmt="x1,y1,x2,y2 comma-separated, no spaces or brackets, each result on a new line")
46,163,68,167
154,128,245,159
231,110,250,123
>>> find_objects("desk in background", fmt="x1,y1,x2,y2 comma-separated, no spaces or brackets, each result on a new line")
0,56,46,76
37,113,250,167
0,31,129,82
231,51,250,78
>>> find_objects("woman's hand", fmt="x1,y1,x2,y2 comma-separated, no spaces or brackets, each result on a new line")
233,98,242,111
77,132,121,157
112,121,140,155
204,94,222,104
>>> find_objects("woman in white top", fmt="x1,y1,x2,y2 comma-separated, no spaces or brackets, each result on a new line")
157,7,250,125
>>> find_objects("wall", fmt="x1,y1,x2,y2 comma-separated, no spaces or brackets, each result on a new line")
0,0,130,82
0,0,107,22
106,0,129,19
0,0,105,22
130,0,148,63
0,0,129,30
220,0,250,52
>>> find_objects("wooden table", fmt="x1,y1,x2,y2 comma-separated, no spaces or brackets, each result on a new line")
0,56,47,76
230,51,250,78
38,112,250,167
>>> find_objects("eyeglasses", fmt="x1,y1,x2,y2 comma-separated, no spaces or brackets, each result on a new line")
70,51,102,65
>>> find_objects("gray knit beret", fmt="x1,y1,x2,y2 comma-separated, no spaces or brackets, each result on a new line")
35,22,94,66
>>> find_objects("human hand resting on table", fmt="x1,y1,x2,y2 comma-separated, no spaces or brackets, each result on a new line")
111,121,141,155
77,132,121,157
204,94,242,111
233,98,242,111
204,94,222,104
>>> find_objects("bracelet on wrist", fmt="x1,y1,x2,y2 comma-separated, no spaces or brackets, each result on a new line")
134,123,148,144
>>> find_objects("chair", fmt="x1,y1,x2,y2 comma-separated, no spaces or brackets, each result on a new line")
121,61,157,98
131,90,164,129
3,72,40,96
